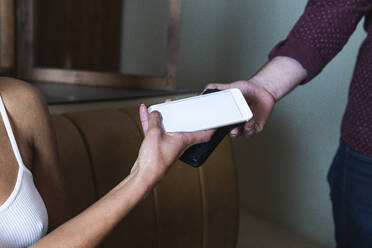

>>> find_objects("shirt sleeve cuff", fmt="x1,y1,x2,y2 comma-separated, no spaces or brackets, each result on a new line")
269,36,324,83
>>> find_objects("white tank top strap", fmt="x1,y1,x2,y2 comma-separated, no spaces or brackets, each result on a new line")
0,96,28,171
0,94,48,247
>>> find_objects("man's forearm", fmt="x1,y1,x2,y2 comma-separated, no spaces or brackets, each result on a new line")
251,56,308,101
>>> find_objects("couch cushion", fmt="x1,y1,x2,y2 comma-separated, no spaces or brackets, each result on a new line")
51,115,96,218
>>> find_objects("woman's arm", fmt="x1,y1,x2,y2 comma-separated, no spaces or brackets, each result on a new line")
31,166,148,247
0,77,68,230
26,82,68,230
31,103,213,247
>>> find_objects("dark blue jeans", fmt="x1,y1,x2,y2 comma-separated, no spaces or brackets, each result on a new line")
328,139,372,248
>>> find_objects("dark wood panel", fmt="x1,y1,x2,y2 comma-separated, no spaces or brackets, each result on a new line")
164,0,182,90
35,0,123,71
17,0,34,77
17,0,182,90
31,81,192,105
29,67,171,90
0,0,15,73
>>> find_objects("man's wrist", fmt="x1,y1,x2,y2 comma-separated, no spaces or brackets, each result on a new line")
251,56,307,101
248,77,277,103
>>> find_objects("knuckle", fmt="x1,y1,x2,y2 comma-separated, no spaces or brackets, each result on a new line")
150,111,161,119
147,127,161,137
255,123,264,133
243,127,254,137
202,134,212,143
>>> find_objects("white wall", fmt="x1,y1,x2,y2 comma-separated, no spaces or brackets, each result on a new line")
121,1,367,247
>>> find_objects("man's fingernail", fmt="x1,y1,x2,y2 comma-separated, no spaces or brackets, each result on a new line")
245,129,254,136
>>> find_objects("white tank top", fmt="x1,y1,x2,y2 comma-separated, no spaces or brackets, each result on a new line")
0,96,48,248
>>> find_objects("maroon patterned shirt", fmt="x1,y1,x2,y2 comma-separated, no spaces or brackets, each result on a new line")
269,0,372,157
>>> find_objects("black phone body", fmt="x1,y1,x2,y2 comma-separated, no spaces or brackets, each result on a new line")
179,89,243,167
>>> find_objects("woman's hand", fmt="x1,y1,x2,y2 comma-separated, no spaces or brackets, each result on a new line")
204,80,275,138
132,104,214,187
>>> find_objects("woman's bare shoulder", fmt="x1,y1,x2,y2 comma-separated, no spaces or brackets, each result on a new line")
0,77,48,140
0,77,45,104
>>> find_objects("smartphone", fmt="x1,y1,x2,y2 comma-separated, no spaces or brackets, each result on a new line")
148,88,252,133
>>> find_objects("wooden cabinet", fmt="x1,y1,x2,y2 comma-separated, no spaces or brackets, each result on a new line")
2,0,182,91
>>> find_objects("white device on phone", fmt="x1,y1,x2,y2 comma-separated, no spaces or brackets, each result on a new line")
148,88,253,132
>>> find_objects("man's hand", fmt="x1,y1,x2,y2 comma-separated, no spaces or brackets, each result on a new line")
204,80,275,137
132,104,214,186
204,56,307,138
